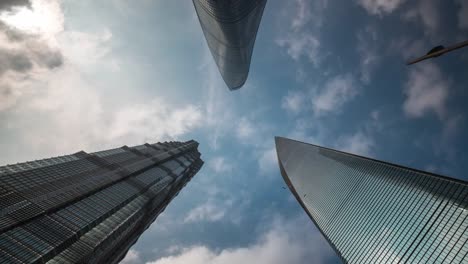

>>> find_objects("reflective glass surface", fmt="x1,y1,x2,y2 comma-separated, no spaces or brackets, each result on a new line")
0,140,203,264
193,0,267,90
276,137,468,264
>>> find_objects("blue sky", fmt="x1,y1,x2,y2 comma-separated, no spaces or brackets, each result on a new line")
0,0,468,263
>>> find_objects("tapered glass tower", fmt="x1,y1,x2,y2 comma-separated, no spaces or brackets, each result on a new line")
275,137,468,264
193,0,267,90
0,140,203,264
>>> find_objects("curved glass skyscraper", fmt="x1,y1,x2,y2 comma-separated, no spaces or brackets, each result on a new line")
0,140,203,264
276,137,468,264
193,0,267,90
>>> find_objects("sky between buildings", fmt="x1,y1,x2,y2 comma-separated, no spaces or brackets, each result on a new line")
0,0,467,263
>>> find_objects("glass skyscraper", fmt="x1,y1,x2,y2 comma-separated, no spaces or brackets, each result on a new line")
275,137,468,263
0,140,203,263
193,0,267,90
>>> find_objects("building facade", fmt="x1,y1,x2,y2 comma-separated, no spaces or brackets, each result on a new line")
0,140,203,263
275,137,468,264
193,0,267,90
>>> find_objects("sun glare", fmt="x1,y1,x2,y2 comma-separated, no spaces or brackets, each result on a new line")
0,0,63,36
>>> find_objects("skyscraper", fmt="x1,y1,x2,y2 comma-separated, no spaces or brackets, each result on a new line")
275,137,468,264
193,0,267,90
0,140,203,263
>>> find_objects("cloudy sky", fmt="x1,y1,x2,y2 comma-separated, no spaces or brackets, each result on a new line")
1,0,468,263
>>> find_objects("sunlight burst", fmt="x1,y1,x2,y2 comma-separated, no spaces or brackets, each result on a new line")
0,0,63,36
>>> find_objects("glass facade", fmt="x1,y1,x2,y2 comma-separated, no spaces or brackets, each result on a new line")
275,137,468,264
0,140,203,264
193,0,267,90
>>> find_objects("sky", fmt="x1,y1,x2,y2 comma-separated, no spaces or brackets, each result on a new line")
0,0,467,263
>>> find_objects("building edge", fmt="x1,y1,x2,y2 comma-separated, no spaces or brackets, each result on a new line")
274,136,346,263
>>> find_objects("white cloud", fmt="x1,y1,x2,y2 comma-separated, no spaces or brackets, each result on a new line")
148,216,333,264
357,26,379,84
258,147,278,174
184,200,229,223
208,157,233,174
108,100,202,145
284,0,328,32
335,109,383,157
456,0,468,30
165,245,183,255
403,62,449,119
200,49,236,150
291,0,312,30
57,28,119,71
0,71,25,111
281,90,306,114
403,0,440,36
233,116,277,174
0,0,64,37
275,0,327,67
276,34,320,65
120,249,141,264
287,119,326,146
181,182,250,226
234,116,273,150
1,66,203,162
312,74,358,115
337,131,374,156
0,0,203,164
235,117,255,141
0,0,64,112
356,0,406,15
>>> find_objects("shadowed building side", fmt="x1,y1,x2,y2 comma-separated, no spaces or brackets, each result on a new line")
275,136,468,264
0,140,203,264
193,0,267,90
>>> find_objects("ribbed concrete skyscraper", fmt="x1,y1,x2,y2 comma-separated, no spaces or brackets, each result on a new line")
0,140,203,263
193,0,267,90
276,137,468,264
